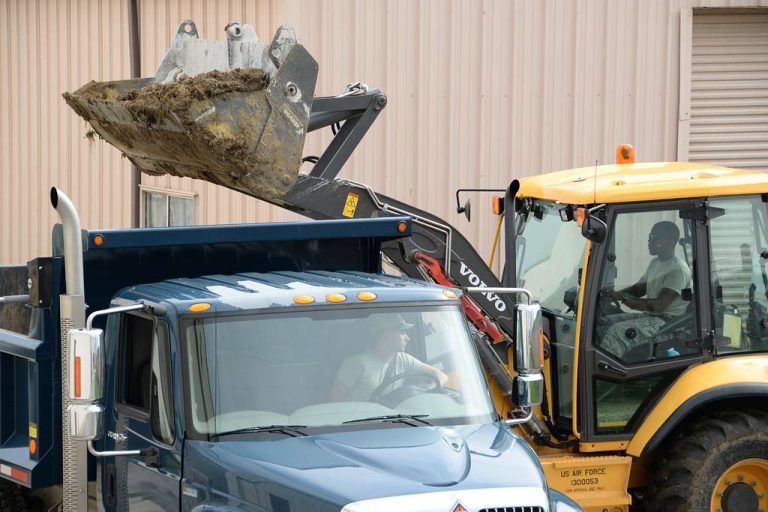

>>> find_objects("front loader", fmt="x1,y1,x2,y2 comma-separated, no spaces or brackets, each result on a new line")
65,18,768,512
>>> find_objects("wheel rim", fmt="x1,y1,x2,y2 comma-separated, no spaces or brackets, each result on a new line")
711,458,768,512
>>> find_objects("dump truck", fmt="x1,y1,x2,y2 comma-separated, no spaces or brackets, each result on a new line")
63,17,768,512
0,20,583,512
0,188,583,511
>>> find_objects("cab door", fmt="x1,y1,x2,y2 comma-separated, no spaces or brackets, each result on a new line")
578,201,712,440
106,313,181,511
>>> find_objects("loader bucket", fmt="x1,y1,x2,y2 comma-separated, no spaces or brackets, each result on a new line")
63,20,318,200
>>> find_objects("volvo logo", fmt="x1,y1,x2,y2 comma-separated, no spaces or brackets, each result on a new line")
459,261,507,312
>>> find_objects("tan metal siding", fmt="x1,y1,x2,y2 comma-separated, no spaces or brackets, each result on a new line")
0,0,133,265
4,0,768,266
687,11,768,168
280,0,768,268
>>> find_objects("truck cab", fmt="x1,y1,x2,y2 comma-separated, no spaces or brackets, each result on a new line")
101,271,552,510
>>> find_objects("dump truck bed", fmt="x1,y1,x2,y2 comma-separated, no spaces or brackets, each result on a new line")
0,216,411,489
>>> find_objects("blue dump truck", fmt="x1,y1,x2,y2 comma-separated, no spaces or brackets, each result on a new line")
0,189,580,511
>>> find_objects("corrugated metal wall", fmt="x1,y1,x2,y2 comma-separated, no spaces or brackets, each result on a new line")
3,0,768,266
687,12,768,168
0,0,133,264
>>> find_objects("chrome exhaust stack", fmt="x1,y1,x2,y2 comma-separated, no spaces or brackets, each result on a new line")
50,188,84,297
50,188,88,512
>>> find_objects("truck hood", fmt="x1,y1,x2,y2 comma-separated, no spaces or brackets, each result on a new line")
183,423,548,511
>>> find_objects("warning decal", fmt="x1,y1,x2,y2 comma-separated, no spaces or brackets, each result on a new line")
343,192,359,218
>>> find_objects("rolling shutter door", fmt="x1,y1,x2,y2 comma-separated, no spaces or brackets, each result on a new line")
688,13,768,170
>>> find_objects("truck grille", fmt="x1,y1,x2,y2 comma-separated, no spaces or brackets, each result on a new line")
480,508,545,512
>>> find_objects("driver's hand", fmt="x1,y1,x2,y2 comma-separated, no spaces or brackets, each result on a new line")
601,287,618,300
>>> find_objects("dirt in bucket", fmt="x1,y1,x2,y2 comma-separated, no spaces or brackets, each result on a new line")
65,67,300,200
118,68,268,125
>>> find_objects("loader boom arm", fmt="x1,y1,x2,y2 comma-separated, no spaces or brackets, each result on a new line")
267,89,517,339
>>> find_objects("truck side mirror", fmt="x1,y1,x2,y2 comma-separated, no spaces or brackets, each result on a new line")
457,198,471,221
514,303,544,407
581,214,607,243
68,403,104,441
67,328,105,441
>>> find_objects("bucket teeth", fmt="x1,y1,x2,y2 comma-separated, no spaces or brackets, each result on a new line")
63,19,318,200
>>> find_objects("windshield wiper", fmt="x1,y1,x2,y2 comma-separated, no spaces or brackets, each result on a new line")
342,414,432,427
210,424,308,439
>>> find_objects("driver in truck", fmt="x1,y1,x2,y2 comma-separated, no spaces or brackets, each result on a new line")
330,314,449,402
600,221,692,358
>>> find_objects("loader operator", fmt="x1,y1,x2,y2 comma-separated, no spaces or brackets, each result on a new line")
330,315,448,402
599,221,692,358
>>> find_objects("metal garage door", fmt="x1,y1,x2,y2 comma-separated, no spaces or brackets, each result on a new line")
679,11,768,169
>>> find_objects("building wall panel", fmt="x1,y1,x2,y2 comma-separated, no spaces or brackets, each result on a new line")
0,0,133,264
3,0,768,266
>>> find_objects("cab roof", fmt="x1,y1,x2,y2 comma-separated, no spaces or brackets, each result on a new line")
517,162,768,205
116,270,458,314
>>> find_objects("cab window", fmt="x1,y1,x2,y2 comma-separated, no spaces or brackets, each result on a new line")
592,208,700,434
594,209,699,364
709,195,768,355
117,314,175,444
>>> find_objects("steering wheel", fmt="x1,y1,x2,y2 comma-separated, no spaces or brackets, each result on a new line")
369,370,443,407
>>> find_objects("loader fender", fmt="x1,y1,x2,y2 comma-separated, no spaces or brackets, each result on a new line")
626,354,768,457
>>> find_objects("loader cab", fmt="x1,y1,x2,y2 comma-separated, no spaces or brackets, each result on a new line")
515,164,768,443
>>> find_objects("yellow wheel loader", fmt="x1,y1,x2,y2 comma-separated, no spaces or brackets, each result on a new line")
65,19,768,512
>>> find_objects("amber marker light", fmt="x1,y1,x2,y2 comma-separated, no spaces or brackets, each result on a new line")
491,196,503,216
92,234,105,247
74,356,82,398
443,290,457,299
326,293,347,303
188,303,212,313
29,439,37,456
616,144,635,164
356,292,377,301
397,221,408,233
293,295,315,305
575,208,587,227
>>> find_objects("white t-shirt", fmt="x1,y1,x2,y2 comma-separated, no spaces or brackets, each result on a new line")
640,255,692,317
336,350,421,402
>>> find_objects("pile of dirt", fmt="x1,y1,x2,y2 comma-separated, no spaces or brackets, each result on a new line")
118,68,268,126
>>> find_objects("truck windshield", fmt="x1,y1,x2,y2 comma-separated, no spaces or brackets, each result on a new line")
181,304,496,436
516,200,585,315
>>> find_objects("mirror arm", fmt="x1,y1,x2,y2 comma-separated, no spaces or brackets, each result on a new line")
465,286,532,305
505,407,533,426
86,303,145,330
87,440,145,458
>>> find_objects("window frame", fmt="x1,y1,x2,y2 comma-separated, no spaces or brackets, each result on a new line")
115,312,176,446
115,312,155,421
708,194,768,359
140,185,196,228
150,319,176,445
577,199,714,442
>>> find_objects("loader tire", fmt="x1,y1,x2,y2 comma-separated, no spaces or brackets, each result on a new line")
0,479,27,512
648,409,768,512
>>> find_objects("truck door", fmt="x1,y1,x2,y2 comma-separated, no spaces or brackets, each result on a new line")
579,201,711,440
107,313,180,511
